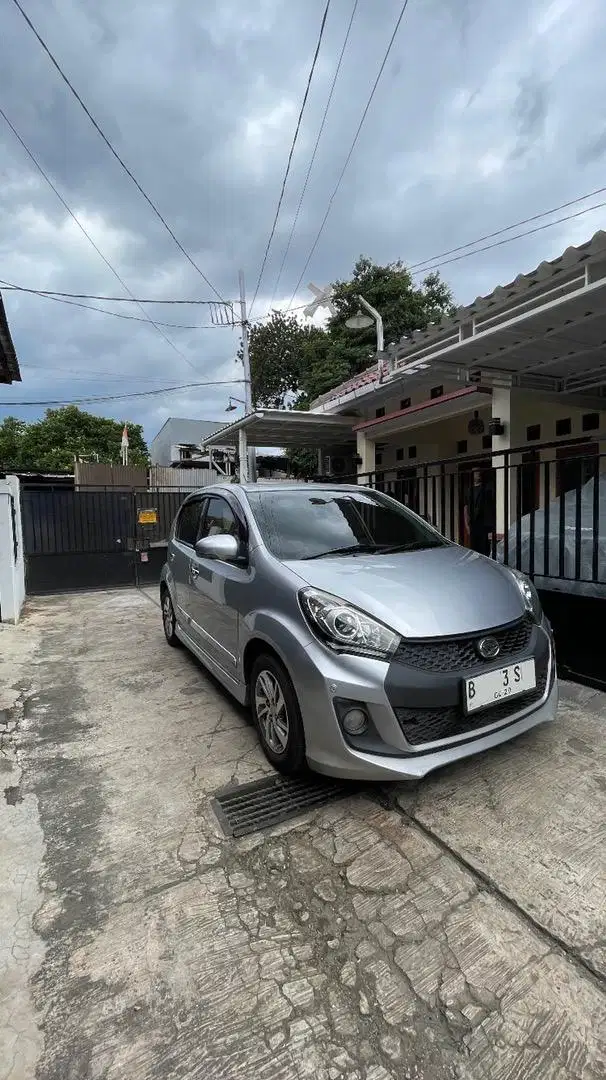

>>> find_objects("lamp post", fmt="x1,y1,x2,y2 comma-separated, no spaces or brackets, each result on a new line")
345,295,384,354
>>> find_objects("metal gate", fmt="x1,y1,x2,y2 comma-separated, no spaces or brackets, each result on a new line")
20,486,190,594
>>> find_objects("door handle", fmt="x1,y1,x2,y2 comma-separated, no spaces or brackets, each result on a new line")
168,550,175,561
190,564,199,578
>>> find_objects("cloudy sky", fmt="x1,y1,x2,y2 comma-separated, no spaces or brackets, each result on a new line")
1,0,606,445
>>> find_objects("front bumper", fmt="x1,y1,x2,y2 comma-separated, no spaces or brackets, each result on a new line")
293,621,557,781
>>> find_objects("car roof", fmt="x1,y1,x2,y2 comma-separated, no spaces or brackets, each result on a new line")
183,483,364,497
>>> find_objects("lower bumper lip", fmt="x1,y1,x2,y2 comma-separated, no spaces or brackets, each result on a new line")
308,680,559,781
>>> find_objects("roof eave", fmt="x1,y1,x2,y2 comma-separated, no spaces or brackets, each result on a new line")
0,293,21,384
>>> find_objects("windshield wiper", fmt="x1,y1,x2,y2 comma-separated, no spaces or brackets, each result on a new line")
303,542,383,560
377,540,445,554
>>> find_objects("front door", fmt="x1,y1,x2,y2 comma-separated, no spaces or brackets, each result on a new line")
458,458,493,547
188,495,246,675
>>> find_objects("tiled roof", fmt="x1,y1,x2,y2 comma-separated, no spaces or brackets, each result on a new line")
312,367,379,409
399,229,606,348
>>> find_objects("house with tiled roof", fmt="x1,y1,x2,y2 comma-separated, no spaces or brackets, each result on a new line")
201,233,606,594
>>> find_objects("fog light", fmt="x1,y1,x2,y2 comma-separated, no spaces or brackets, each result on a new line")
341,707,369,736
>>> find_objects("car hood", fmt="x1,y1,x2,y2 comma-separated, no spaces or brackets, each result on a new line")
284,545,526,638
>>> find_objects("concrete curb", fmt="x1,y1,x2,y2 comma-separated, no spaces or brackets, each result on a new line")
558,678,606,713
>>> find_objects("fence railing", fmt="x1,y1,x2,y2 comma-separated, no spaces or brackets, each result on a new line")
326,438,606,594
17,444,606,595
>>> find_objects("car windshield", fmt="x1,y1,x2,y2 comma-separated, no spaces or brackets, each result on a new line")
245,488,447,562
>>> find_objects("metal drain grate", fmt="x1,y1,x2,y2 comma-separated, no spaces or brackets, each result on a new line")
211,774,356,838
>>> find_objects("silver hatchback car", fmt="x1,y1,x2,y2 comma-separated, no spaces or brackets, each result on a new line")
160,484,557,780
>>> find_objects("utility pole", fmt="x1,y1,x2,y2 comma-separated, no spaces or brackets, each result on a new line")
238,270,256,483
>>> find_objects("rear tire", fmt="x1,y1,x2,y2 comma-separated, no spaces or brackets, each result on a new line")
161,588,180,647
250,653,307,776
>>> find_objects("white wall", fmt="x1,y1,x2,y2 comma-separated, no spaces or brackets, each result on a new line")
363,389,606,543
368,390,606,471
149,465,218,490
0,476,25,624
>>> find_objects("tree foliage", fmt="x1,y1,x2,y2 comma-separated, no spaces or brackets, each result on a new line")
0,406,149,472
248,256,456,410
246,257,456,475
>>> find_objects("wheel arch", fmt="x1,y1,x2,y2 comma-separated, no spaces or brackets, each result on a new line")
242,636,294,704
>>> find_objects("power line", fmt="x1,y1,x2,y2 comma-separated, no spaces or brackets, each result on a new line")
410,199,606,278
249,301,308,325
408,185,606,273
9,0,227,303
270,0,359,307
287,0,411,310
0,282,231,329
0,380,246,408
21,363,226,381
249,0,332,317
0,283,233,305
0,106,205,373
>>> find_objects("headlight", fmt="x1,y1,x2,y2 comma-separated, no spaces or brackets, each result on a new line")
510,569,542,623
299,588,400,660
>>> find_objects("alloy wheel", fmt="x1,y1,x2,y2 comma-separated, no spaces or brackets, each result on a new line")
255,669,290,754
162,594,175,639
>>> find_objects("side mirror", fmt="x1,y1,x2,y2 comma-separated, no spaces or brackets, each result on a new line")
195,533,239,562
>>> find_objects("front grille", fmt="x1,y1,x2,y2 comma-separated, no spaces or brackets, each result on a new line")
394,662,549,747
395,615,533,673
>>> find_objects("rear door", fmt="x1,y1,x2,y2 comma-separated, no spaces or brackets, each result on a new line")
187,495,247,674
170,496,206,617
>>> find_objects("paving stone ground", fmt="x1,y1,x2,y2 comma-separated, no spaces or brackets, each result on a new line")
1,589,604,1080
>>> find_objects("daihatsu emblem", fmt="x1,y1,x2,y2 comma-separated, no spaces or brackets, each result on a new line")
477,636,500,660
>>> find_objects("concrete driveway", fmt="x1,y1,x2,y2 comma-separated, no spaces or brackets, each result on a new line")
1,589,604,1080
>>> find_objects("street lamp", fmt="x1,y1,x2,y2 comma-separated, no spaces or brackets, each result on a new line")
345,295,384,354
226,395,246,412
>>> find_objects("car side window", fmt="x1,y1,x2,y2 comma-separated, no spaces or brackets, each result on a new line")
199,496,239,540
175,499,204,546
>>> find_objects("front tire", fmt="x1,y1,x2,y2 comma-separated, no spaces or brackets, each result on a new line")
250,653,306,776
161,588,180,647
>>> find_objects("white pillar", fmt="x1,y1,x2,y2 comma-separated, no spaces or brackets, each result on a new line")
492,388,512,541
0,476,25,624
356,431,375,484
238,429,249,483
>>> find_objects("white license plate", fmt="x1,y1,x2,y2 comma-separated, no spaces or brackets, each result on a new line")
464,659,536,714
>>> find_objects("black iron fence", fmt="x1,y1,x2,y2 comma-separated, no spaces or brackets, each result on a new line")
21,485,194,594
18,439,606,597
332,437,605,595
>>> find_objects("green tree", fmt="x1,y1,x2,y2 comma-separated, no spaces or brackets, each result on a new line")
0,417,27,469
248,257,456,409
247,257,456,475
246,311,327,408
0,406,149,472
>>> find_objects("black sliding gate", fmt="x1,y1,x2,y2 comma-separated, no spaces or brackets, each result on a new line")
21,486,192,595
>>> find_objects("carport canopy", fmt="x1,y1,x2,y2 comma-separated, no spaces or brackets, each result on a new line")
199,409,356,448
389,230,606,399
